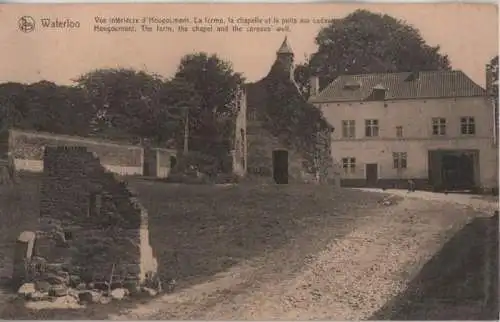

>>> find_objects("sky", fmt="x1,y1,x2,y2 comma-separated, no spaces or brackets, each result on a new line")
0,3,498,87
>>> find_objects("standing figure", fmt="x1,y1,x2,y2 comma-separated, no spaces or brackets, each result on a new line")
407,179,416,192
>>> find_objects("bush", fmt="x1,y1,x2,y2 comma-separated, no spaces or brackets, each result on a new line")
170,151,220,176
164,151,239,184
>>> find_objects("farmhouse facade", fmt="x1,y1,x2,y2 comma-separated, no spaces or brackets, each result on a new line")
309,70,499,191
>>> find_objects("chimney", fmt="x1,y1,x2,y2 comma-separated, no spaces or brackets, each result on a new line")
309,76,320,97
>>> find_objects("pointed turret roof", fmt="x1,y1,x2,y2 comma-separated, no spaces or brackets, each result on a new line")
277,36,293,55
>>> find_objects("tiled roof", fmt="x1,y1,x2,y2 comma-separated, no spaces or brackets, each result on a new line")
310,70,486,103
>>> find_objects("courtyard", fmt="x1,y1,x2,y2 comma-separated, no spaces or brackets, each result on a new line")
0,174,497,319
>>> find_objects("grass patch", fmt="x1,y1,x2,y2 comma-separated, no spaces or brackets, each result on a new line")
0,174,386,319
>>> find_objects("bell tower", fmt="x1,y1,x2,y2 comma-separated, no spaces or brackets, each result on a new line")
276,36,294,80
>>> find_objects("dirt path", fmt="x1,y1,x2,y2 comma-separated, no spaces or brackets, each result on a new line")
110,192,486,320
355,188,498,212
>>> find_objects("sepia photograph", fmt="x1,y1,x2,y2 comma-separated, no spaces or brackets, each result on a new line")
0,2,498,320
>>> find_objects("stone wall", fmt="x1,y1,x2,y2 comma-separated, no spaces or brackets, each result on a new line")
5,129,144,175
246,120,316,183
35,146,157,286
231,86,247,177
143,147,177,178
157,148,177,178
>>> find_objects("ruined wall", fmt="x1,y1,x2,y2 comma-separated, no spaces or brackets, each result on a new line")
143,147,177,178
156,148,177,178
6,129,144,175
231,86,248,177
35,146,157,286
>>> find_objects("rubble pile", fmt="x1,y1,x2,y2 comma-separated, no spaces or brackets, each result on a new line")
14,241,169,307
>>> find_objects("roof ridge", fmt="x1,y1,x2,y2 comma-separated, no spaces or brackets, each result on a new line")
336,69,466,78
311,69,486,103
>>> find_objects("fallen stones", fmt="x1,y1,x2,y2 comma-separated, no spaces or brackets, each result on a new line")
17,283,36,297
48,284,68,297
141,287,158,297
34,280,51,292
99,295,112,304
110,288,128,300
12,231,36,287
45,273,68,285
78,290,101,304
69,275,81,287
27,290,51,302
25,294,82,310
18,274,164,307
13,230,164,308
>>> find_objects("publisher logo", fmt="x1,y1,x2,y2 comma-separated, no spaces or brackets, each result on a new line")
18,16,35,33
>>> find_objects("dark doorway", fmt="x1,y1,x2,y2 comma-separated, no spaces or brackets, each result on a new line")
442,153,475,190
366,163,378,186
143,148,157,177
170,156,177,170
143,159,151,176
428,150,477,191
272,150,289,184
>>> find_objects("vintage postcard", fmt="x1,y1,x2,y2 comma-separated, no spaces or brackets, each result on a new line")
0,2,498,320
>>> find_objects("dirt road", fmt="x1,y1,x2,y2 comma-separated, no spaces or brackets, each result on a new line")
110,190,494,320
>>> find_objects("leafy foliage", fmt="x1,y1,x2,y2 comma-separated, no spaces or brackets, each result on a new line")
75,69,166,142
488,55,499,97
0,81,93,136
487,55,499,142
172,53,245,156
260,60,334,175
295,9,451,97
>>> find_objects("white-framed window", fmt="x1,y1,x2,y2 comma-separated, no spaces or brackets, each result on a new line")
342,157,356,174
365,119,379,137
396,126,403,138
393,152,407,169
460,117,475,135
342,120,356,138
432,118,446,136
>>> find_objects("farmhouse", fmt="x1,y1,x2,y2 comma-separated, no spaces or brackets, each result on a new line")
309,70,499,191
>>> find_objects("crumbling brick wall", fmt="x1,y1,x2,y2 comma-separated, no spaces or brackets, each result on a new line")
35,146,157,286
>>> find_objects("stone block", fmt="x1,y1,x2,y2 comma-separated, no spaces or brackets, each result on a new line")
17,283,36,297
34,280,51,292
48,284,68,297
78,290,101,304
12,231,36,286
110,288,127,300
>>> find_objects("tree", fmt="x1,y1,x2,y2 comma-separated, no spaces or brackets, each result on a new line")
0,81,93,136
172,53,244,155
25,81,94,135
487,55,499,142
296,9,451,97
0,82,29,132
157,78,201,148
74,69,167,142
488,55,498,96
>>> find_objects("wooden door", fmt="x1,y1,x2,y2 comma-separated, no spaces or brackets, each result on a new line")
366,163,378,186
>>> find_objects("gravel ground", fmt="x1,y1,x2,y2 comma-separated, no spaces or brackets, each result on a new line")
110,192,487,320
1,179,495,320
